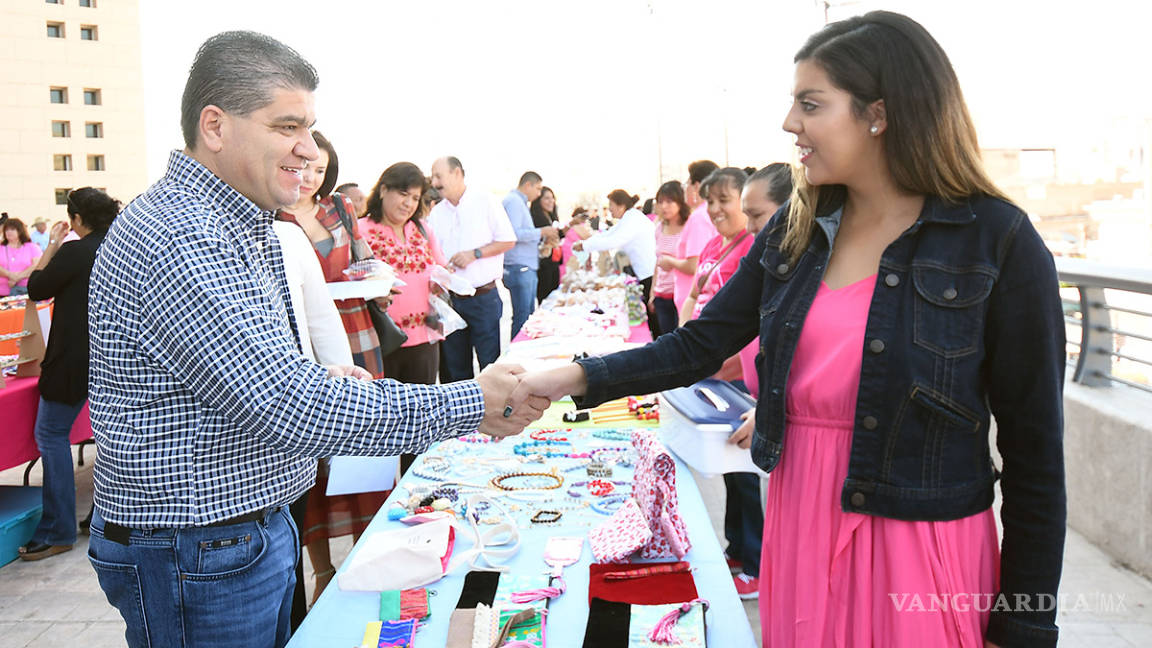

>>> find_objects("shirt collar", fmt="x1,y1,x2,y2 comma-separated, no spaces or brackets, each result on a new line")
164,150,272,230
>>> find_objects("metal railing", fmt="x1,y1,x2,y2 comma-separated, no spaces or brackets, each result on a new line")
1057,257,1152,394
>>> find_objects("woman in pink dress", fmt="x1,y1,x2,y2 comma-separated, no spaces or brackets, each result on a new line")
1,218,43,296
515,11,1066,648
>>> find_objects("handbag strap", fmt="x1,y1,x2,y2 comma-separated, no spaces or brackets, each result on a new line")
330,194,370,263
691,230,751,299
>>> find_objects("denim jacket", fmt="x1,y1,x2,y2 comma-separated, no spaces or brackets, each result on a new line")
577,195,1066,647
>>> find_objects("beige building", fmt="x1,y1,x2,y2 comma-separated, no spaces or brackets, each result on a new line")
0,0,146,226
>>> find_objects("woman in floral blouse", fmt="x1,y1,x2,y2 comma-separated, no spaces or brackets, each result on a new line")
359,162,447,386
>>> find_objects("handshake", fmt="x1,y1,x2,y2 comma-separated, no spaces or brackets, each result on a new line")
474,362,589,438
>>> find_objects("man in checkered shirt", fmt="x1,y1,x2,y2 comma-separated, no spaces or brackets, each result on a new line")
85,31,549,648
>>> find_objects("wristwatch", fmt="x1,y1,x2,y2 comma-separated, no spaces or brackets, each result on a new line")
473,248,483,259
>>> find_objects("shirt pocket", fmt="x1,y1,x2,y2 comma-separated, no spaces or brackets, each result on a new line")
911,264,994,358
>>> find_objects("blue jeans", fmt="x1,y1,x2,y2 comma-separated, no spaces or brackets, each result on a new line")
442,289,503,381
503,264,537,339
8,285,28,296
31,398,85,546
722,472,763,577
88,507,298,648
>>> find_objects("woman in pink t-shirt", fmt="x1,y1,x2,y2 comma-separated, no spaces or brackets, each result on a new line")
559,207,593,278
359,162,447,386
650,181,691,336
1,218,43,296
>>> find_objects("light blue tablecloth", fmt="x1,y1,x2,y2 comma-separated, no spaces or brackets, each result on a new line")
288,430,758,647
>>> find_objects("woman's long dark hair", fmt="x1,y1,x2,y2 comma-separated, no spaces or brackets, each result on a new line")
783,10,1008,260
530,186,558,227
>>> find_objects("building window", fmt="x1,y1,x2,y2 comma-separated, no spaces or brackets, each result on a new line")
46,22,65,38
50,87,67,104
51,121,71,138
54,189,72,205
87,155,106,171
85,122,103,138
83,88,101,105
79,0,95,6
54,154,73,171
80,25,98,40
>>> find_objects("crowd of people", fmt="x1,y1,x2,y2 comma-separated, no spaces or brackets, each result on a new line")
1,8,1070,648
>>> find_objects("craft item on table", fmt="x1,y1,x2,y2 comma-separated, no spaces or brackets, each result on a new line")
337,516,455,591
562,460,592,474
453,493,520,572
588,497,652,562
640,600,708,647
589,446,631,465
458,433,494,443
494,572,552,612
602,562,691,581
490,470,564,491
410,455,451,481
530,429,570,442
561,410,590,423
588,561,699,606
474,604,547,648
530,509,562,525
590,494,629,516
591,428,632,441
513,440,576,458
380,588,431,622
630,429,691,559
567,480,630,498
510,535,583,605
358,618,417,648
586,461,613,478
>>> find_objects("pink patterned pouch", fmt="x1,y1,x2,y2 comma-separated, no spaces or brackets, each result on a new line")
588,498,653,563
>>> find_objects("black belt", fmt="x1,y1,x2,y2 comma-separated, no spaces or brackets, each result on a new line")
452,280,496,299
103,506,282,546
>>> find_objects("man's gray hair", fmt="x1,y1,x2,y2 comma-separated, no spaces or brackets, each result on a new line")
180,31,319,149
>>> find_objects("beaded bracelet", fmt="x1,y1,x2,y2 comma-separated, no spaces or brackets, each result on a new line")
588,479,615,497
530,509,562,525
530,429,570,442
567,480,630,498
590,494,630,515
589,447,629,464
458,433,494,443
490,471,564,491
592,428,632,441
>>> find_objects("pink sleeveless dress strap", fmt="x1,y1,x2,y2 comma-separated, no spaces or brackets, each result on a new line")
759,275,999,647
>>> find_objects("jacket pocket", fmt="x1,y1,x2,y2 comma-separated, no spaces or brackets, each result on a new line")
886,384,983,488
911,264,994,358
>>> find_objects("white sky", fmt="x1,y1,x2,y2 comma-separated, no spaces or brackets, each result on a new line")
138,0,1152,212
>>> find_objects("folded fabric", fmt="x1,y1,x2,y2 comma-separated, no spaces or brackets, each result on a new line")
588,561,698,605
588,497,652,562
380,588,430,622
338,517,455,591
360,619,418,648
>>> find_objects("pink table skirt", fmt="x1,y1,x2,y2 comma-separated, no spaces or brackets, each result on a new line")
0,376,93,472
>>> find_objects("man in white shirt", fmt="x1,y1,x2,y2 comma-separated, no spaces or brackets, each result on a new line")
428,156,516,381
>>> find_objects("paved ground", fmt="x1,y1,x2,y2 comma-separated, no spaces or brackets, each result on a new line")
1,448,1150,647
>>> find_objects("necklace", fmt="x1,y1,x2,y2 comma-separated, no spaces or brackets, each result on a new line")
490,471,564,491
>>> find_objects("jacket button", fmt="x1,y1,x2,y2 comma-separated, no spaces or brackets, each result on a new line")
850,492,866,507
772,387,782,396
942,287,958,300
884,273,899,287
862,416,878,430
869,339,885,353
776,263,790,274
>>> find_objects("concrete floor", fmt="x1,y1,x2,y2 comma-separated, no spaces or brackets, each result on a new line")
2,447,1152,647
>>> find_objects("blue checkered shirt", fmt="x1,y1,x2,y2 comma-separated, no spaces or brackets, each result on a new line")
88,151,485,528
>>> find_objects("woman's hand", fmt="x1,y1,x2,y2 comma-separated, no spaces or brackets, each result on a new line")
728,408,755,449
49,221,69,244
657,254,675,271
572,241,584,252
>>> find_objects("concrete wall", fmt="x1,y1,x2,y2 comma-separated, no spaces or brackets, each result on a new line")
1063,381,1152,580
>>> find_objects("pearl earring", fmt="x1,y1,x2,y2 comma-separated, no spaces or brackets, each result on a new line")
870,125,879,135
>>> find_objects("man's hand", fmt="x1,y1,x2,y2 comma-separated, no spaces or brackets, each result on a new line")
476,363,550,438
326,364,373,380
728,407,755,449
449,251,477,269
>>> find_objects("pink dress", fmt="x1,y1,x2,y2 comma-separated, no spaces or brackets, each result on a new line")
759,275,1000,647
